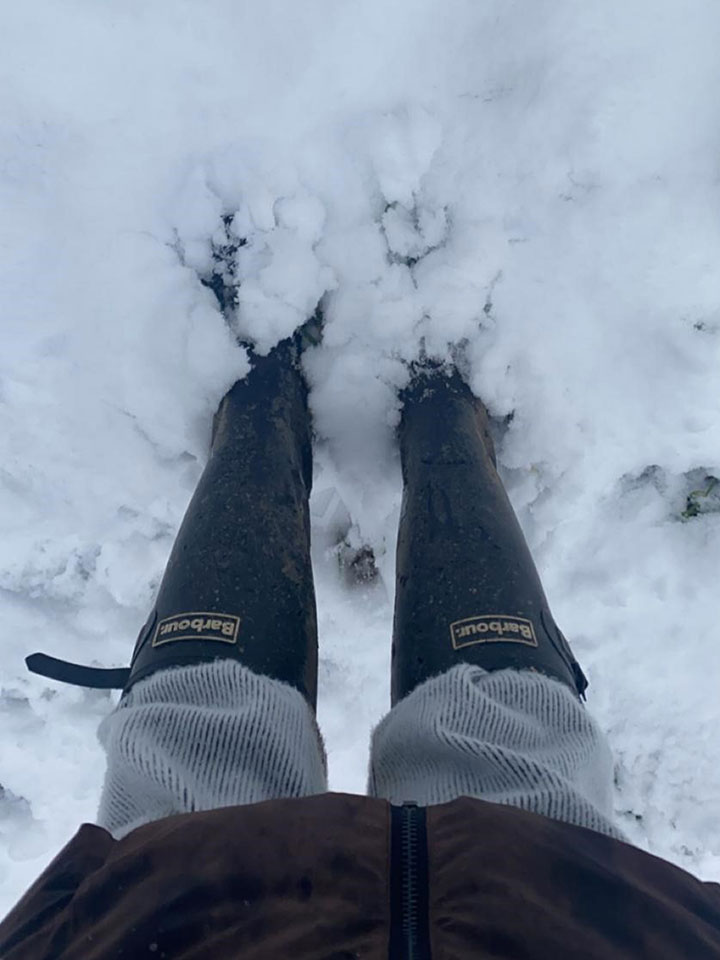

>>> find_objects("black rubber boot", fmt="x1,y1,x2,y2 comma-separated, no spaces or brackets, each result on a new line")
391,365,587,706
27,333,319,709
124,336,318,706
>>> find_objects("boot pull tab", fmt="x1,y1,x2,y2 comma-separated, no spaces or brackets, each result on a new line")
25,653,130,689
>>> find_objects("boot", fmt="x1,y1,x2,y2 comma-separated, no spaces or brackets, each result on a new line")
27,330,319,709
391,364,587,706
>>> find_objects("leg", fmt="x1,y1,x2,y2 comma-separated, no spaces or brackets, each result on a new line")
390,368,586,703
97,339,327,837
127,339,318,700
369,368,622,838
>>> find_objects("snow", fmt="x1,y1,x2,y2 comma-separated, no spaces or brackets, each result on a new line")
2,0,720,914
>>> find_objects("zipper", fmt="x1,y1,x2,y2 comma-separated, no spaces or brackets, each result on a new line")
389,802,431,960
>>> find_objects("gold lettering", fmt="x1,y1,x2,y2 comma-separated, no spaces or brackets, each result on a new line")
221,621,235,637
450,615,537,650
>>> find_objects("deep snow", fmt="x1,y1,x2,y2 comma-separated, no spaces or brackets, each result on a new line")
2,0,720,914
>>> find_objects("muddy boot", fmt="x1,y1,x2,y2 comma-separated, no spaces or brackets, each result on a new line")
27,329,319,709
391,363,587,706
124,334,318,704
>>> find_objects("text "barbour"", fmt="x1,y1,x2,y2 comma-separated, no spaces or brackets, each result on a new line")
152,612,241,647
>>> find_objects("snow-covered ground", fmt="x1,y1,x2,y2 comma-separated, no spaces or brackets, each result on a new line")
2,0,720,915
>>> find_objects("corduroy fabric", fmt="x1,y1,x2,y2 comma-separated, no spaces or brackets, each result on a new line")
369,663,624,840
96,660,328,838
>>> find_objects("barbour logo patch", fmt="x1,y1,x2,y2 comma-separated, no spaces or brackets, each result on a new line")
152,612,241,648
450,615,538,650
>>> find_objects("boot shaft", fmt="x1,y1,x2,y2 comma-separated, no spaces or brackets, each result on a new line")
392,377,587,705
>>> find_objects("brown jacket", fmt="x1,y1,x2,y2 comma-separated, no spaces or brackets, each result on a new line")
2,793,720,959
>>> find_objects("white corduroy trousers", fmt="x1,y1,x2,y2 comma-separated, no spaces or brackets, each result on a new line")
97,660,623,841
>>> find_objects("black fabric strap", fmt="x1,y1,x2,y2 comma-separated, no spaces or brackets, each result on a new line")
25,653,130,689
